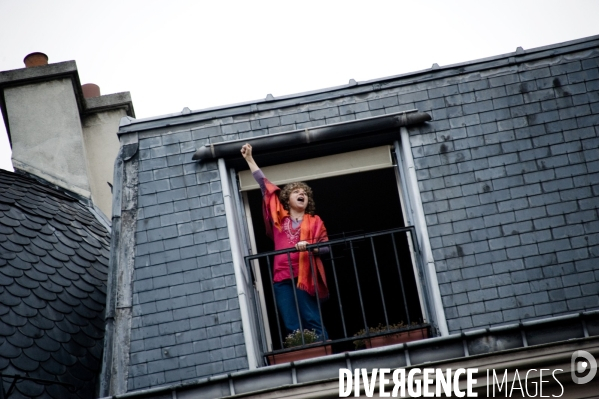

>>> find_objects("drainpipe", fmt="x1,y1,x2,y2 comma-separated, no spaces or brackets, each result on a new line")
218,158,258,369
400,126,449,336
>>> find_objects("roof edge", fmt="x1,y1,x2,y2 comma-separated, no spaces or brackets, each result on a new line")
113,310,599,398
118,34,599,134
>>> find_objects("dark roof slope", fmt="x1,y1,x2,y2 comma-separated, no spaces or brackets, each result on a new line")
0,169,110,399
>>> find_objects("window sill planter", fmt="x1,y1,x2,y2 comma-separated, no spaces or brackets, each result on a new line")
363,326,429,349
266,344,333,365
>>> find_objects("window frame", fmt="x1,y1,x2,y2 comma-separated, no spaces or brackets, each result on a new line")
233,145,434,353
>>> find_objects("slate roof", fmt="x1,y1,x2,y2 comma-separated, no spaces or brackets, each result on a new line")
0,169,110,398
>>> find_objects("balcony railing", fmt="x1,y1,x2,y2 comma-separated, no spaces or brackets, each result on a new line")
244,226,430,363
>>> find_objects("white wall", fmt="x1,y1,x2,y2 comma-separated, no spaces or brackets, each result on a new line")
82,108,126,216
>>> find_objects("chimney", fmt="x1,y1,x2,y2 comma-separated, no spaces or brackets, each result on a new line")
82,83,101,98
23,52,49,68
0,54,135,217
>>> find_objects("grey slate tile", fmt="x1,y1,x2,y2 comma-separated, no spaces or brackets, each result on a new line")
582,57,599,70
467,287,499,303
472,311,504,327
502,306,535,322
498,283,531,298
489,73,520,87
459,79,489,93
463,100,493,114
551,61,582,76
506,244,540,259
447,316,473,332
479,272,512,288
538,238,571,254
520,67,551,81
557,247,590,263
446,92,475,106
470,226,502,241
428,85,459,99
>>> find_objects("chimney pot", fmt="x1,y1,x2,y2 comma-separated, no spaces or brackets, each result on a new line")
82,83,101,98
24,52,49,68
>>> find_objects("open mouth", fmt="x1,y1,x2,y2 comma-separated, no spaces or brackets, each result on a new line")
297,197,305,203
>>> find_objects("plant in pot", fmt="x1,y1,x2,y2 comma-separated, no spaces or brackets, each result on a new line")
267,329,333,365
353,321,429,350
284,329,320,347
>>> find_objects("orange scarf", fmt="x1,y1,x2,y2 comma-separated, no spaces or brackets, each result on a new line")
263,179,329,299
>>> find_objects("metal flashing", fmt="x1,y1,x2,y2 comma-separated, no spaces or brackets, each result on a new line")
100,142,140,397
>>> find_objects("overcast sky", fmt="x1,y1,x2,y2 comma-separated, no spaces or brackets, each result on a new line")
1,0,598,171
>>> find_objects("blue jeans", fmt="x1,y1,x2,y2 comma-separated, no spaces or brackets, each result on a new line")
273,279,328,340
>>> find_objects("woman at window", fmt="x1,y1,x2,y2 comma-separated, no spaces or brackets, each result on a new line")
241,143,329,340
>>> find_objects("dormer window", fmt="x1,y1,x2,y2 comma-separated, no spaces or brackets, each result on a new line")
239,148,430,361
200,111,441,364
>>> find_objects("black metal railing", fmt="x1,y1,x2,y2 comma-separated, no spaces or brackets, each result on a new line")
245,226,429,361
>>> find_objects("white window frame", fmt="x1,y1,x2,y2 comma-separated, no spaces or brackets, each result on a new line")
233,144,446,354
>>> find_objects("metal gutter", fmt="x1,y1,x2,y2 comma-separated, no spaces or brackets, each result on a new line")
105,310,599,399
192,111,431,161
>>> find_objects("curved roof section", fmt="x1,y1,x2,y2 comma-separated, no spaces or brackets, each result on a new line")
0,169,110,399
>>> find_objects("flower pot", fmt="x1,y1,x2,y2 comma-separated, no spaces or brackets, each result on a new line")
267,344,333,365
364,327,428,349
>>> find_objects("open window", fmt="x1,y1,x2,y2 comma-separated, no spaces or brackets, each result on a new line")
238,146,429,357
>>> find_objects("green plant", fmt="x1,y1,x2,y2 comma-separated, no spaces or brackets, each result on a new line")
352,321,422,349
284,329,320,348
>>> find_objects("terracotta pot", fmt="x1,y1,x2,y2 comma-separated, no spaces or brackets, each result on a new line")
267,344,332,365
82,83,101,98
364,327,428,349
24,52,48,68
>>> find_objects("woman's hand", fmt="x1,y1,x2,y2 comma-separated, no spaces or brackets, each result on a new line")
295,241,320,253
241,143,259,172
240,143,253,159
295,240,309,252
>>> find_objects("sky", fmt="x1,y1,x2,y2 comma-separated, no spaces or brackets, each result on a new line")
1,0,598,172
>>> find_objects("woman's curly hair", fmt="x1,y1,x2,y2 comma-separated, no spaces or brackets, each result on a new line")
279,182,316,216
